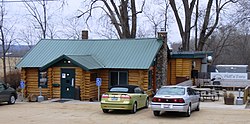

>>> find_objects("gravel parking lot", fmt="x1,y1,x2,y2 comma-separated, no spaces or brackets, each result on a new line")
0,99,250,124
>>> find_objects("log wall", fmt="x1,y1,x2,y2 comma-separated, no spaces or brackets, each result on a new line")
128,70,148,91
21,68,50,98
92,70,109,97
21,67,150,101
168,59,176,85
50,67,61,98
168,58,202,85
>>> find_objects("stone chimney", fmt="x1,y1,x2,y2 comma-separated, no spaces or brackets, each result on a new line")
157,30,167,43
82,30,88,39
155,29,168,89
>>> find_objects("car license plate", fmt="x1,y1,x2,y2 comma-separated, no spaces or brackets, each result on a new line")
161,104,170,108
164,104,170,108
111,97,118,101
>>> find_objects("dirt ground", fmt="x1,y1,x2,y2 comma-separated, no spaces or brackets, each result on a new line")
0,100,250,124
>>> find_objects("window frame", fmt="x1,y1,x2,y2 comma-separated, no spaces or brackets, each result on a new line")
109,71,128,87
38,70,48,88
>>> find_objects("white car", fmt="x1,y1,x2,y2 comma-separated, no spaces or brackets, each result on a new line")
151,86,200,117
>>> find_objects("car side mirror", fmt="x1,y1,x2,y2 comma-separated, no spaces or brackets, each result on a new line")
3,84,8,89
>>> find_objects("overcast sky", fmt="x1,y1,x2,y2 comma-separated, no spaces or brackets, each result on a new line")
3,0,207,45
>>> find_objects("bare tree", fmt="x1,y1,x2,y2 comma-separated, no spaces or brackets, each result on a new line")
22,0,66,39
59,17,86,39
0,1,16,82
95,14,120,39
234,0,250,23
197,0,237,51
23,0,48,39
18,26,37,49
169,0,196,51
144,0,169,38
204,25,236,64
169,0,237,51
77,0,145,39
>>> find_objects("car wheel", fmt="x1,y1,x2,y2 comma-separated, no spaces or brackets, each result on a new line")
195,102,200,111
102,109,109,113
145,98,149,108
153,111,160,116
131,103,137,114
185,105,191,117
8,95,16,104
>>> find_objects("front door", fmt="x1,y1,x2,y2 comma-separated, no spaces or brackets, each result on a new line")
61,69,75,99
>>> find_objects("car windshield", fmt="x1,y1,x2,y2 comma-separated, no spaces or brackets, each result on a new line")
157,87,185,95
109,87,129,93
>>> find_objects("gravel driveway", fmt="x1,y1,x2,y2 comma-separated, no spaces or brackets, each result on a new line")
0,99,249,124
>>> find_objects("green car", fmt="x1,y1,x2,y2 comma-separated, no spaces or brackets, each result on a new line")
101,85,149,113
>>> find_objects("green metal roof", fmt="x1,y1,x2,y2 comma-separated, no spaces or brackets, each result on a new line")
170,51,213,59
40,55,104,71
17,38,162,70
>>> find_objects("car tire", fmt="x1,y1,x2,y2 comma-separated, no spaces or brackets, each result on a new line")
153,111,160,116
102,109,109,113
195,102,200,111
8,95,16,105
185,105,191,117
145,98,149,108
131,103,137,114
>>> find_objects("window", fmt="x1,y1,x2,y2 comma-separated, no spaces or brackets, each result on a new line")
109,71,128,87
157,87,185,95
39,70,48,88
90,73,98,81
0,84,5,91
109,87,129,92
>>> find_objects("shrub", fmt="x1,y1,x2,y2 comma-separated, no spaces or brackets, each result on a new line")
228,93,235,99
4,70,21,89
223,92,228,98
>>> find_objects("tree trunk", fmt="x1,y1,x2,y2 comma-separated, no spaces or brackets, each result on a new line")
78,0,144,39
198,0,213,51
169,0,196,51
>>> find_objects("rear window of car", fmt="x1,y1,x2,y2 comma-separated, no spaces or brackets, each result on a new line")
109,87,129,92
157,87,185,95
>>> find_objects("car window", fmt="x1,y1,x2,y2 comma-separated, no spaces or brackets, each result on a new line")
0,80,4,84
157,87,185,95
109,87,129,93
134,87,142,93
187,88,196,95
0,84,5,92
190,88,197,95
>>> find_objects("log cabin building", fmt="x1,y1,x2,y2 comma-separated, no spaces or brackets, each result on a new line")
16,37,164,101
167,51,213,85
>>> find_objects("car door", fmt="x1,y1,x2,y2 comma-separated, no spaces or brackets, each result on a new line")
0,84,8,101
191,88,200,107
0,84,4,101
187,88,196,110
134,87,144,108
190,88,200,110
